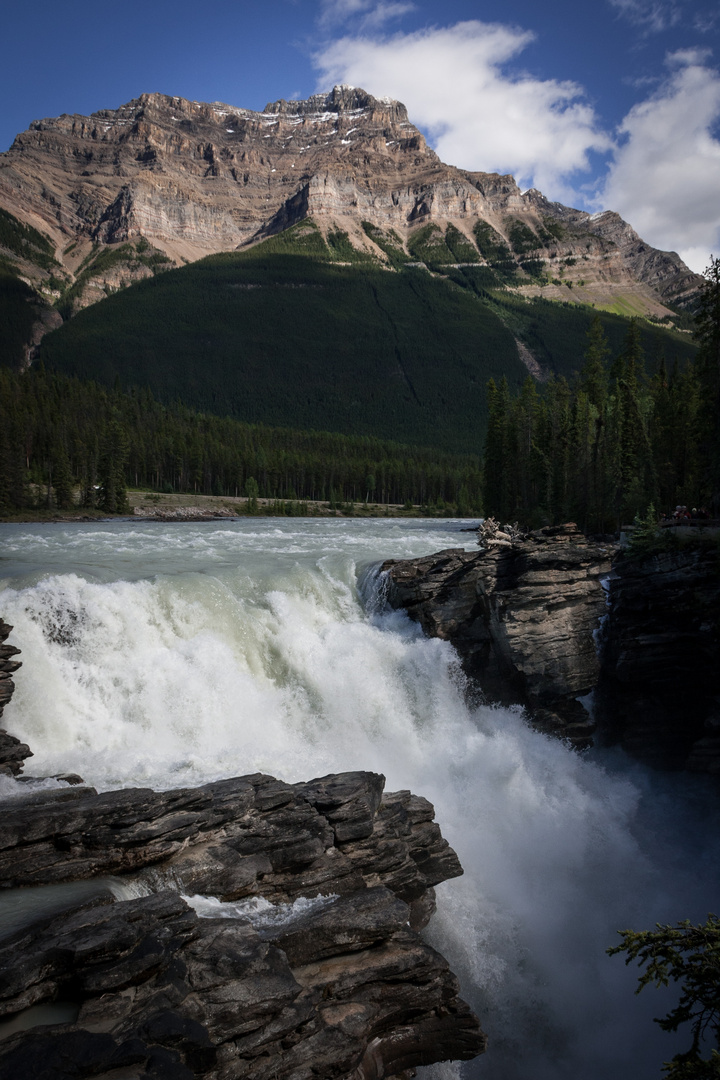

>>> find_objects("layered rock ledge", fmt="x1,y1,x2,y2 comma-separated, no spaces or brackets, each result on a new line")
381,526,720,771
381,524,613,746
0,761,485,1078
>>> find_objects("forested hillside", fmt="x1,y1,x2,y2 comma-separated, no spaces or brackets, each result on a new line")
0,367,483,515
34,222,696,456
483,260,720,531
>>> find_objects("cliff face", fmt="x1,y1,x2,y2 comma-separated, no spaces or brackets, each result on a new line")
0,88,701,314
382,532,720,771
600,546,720,770
382,524,613,747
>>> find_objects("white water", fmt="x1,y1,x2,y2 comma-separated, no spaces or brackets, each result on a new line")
1,518,718,1079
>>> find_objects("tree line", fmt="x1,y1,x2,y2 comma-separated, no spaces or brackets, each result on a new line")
483,258,720,533
0,366,483,515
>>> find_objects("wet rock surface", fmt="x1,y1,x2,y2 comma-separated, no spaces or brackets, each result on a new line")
0,758,485,1078
0,620,31,777
382,524,613,746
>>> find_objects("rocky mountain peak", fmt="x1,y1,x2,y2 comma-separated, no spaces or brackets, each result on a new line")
263,85,409,123
0,86,702,320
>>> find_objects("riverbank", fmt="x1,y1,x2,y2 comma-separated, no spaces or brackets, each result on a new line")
0,490,466,523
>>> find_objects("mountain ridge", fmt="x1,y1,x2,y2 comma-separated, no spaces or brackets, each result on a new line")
0,86,701,320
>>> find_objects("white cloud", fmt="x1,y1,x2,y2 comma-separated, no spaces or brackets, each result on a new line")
607,0,682,33
318,0,415,32
313,21,612,199
600,50,720,272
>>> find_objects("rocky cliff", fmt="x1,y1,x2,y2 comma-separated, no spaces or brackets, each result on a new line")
0,622,485,1079
382,524,613,747
0,87,700,317
0,620,31,777
599,545,720,771
382,529,720,771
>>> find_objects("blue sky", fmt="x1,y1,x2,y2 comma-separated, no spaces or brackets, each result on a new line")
2,0,719,271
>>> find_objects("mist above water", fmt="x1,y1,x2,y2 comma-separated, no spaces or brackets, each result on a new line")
1,518,717,1079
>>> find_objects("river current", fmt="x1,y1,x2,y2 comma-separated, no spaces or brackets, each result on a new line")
0,518,718,1079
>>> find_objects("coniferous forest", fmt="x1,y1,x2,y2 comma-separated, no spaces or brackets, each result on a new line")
1,247,717,524
482,258,720,532
0,366,483,515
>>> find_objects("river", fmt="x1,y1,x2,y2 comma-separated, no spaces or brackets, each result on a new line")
1,517,718,1079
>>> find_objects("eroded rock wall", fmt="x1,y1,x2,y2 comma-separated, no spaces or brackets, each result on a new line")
382,524,613,746
0,87,701,312
0,769,485,1078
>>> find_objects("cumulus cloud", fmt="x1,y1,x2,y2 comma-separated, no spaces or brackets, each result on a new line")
600,49,720,271
313,21,611,199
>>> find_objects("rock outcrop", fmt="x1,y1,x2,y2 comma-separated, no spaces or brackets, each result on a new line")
381,524,613,746
0,88,701,314
0,620,31,777
0,770,485,1078
381,528,720,771
599,546,720,771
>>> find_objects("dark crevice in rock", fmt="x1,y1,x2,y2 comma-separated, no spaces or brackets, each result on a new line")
597,546,720,771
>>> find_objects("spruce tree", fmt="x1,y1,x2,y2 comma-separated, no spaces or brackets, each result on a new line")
694,256,720,512
483,377,512,520
52,441,75,510
99,419,129,514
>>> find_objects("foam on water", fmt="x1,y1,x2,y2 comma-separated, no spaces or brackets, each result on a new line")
184,892,338,927
1,519,717,1078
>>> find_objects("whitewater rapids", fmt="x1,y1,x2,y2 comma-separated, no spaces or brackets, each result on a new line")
1,518,718,1079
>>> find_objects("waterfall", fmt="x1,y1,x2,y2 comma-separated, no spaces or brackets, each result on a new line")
1,518,718,1078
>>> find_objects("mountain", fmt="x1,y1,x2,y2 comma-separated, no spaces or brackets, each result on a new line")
0,88,701,455
31,221,697,455
0,87,701,318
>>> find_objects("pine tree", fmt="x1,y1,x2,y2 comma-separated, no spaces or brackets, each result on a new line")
581,316,610,410
52,441,75,510
483,377,512,520
245,476,259,514
694,256,720,512
99,419,129,514
608,914,720,1080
